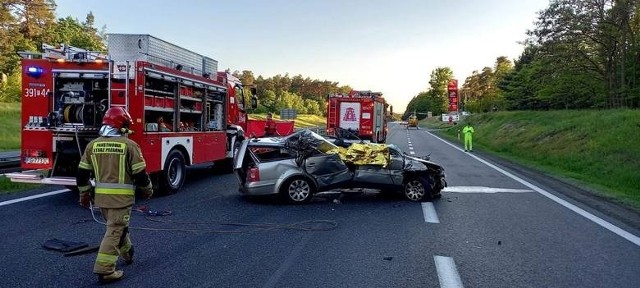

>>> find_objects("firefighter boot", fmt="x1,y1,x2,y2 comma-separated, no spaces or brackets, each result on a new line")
122,246,134,265
98,270,124,283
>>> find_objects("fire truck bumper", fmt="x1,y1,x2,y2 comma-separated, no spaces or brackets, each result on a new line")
4,171,77,186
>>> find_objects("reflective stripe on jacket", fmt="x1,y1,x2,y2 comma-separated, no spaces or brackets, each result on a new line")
78,136,147,208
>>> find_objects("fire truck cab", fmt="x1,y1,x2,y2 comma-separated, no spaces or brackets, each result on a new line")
8,34,257,194
326,90,388,143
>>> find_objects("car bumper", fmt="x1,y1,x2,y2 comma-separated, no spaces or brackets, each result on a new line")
239,182,278,196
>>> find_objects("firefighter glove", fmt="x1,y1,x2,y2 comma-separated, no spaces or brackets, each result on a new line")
79,193,92,208
141,183,153,200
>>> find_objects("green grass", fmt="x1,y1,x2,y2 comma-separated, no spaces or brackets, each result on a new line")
0,102,21,151
0,176,42,195
424,110,640,210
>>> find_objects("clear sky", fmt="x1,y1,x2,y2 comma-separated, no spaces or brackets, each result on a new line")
56,0,549,113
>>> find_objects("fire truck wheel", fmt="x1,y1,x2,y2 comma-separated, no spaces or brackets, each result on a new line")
161,150,186,194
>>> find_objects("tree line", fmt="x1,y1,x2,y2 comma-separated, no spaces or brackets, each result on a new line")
0,0,352,116
404,0,639,118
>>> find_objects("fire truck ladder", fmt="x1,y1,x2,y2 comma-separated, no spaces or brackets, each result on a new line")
108,61,131,111
328,100,338,130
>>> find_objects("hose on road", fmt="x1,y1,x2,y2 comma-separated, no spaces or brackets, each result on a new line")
89,203,338,233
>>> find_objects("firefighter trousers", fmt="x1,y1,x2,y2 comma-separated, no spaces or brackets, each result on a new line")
94,206,133,275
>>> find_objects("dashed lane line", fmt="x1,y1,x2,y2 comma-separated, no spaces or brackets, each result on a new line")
434,256,464,288
421,202,440,223
426,131,640,247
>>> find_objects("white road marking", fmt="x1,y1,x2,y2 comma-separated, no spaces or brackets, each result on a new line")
0,189,70,207
421,202,440,223
434,256,464,288
410,151,415,155
443,186,533,193
427,132,640,247
409,147,414,150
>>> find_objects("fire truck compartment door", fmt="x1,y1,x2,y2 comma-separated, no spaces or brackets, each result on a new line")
339,102,360,130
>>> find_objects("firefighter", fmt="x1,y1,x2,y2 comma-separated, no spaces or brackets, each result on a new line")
77,106,153,283
463,122,475,152
264,112,277,137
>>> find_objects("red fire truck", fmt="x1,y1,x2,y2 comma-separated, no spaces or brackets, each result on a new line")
7,34,292,193
326,90,389,143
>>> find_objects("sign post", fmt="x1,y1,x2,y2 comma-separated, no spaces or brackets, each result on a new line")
447,79,458,113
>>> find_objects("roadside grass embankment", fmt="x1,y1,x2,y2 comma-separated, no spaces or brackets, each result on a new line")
0,102,20,151
423,110,640,210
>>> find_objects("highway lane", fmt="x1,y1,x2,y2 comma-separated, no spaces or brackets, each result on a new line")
0,123,638,287
401,123,640,288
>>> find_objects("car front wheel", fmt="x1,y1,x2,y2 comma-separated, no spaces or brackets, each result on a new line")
403,177,431,202
281,177,315,204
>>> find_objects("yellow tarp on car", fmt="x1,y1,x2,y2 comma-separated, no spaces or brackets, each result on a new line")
327,143,389,167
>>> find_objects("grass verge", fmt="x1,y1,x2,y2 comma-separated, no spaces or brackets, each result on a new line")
0,176,42,195
423,110,640,210
0,102,21,151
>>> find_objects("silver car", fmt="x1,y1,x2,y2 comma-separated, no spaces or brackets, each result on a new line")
233,130,446,204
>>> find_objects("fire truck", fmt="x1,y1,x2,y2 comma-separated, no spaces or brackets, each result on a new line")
7,34,292,193
326,90,389,143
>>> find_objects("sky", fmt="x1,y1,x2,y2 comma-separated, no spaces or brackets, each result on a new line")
56,0,550,113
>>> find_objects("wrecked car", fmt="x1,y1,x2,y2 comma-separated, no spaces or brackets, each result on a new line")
233,129,446,204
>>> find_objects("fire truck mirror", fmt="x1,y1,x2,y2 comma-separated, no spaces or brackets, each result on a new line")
251,95,258,109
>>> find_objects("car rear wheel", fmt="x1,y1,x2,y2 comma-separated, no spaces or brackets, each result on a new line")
403,176,431,202
281,177,315,204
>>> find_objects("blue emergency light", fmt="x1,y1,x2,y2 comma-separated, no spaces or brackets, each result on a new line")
26,66,44,77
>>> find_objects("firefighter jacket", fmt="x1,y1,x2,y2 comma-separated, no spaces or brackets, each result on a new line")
77,136,150,208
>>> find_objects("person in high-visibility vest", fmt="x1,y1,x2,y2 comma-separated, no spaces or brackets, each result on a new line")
463,122,475,152
77,107,153,283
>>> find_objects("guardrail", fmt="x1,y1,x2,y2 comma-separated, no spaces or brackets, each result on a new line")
0,151,20,169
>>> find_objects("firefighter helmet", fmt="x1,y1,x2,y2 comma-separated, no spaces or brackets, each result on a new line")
102,107,133,129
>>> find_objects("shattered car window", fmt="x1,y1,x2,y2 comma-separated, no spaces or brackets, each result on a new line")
249,146,293,162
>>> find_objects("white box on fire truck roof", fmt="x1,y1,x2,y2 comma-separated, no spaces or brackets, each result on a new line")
106,34,218,77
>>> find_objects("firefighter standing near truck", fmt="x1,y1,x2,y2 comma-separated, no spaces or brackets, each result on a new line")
264,112,277,136
77,107,153,283
463,122,475,152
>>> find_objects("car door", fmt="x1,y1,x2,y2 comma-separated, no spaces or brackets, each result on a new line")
304,153,352,190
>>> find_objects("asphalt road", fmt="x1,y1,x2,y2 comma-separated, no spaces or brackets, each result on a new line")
0,123,638,287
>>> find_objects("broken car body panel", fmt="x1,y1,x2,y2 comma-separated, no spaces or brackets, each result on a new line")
233,130,446,202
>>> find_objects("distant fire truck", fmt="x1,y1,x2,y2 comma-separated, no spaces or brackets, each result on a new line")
326,90,389,143
7,34,293,193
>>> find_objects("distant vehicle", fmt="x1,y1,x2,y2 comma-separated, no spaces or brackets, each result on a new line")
326,90,389,143
234,130,446,203
407,113,419,129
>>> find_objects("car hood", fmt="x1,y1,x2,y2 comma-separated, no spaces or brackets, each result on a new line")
404,154,444,173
